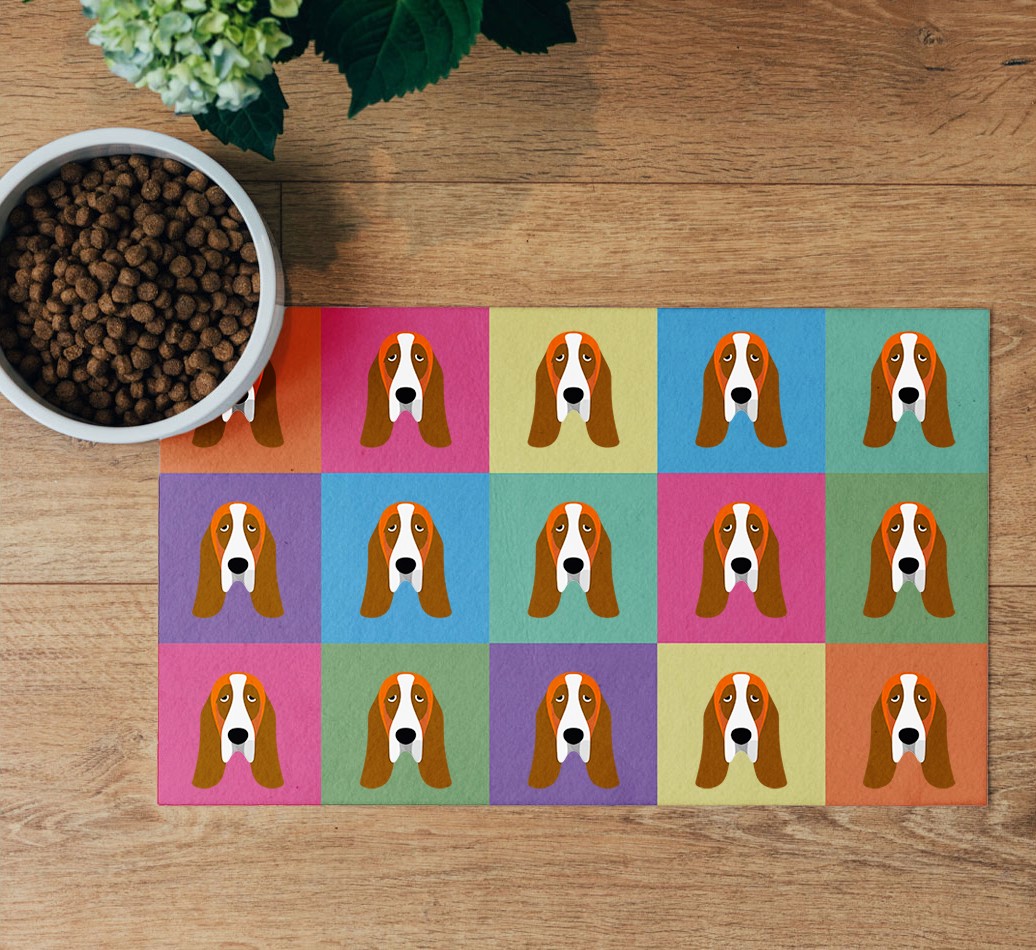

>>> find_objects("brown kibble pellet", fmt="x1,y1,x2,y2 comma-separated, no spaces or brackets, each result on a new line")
170,255,191,277
199,326,221,348
117,267,140,287
184,191,209,217
230,328,249,346
218,316,239,336
185,169,208,192
142,214,165,238
111,283,134,305
200,272,221,293
240,242,257,263
54,379,76,402
136,281,158,302
130,347,153,370
124,244,147,267
130,302,155,323
212,340,234,362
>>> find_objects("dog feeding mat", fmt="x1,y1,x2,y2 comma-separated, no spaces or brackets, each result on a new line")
158,308,989,805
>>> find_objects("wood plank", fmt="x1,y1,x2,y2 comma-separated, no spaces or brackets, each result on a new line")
0,584,1030,946
2,1,1033,185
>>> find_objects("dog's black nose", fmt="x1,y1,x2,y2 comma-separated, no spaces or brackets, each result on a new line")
227,557,249,575
730,386,752,405
898,387,919,405
898,557,919,575
730,727,752,745
562,386,584,404
898,728,920,745
730,556,752,575
395,727,417,745
562,557,584,575
227,727,249,745
395,386,416,405
562,728,584,745
395,557,417,575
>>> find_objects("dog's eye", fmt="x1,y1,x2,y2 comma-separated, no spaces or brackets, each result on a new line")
246,694,256,703
917,694,928,702
722,353,733,362
722,693,733,703
890,524,900,533
890,353,900,362
917,524,928,532
582,693,592,703
582,523,592,532
555,694,565,703
246,524,256,533
749,694,760,703
387,353,398,362
749,524,759,533
219,524,230,532
387,693,398,703
554,524,565,532
387,524,397,533
581,353,592,362
890,694,900,703
414,694,425,703
414,354,425,362
722,524,733,532
219,693,230,703
554,353,565,362
414,524,425,533
917,354,928,362
749,354,760,362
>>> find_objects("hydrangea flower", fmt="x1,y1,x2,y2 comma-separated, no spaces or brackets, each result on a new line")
82,0,300,115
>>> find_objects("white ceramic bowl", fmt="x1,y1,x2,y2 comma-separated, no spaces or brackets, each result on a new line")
0,128,284,443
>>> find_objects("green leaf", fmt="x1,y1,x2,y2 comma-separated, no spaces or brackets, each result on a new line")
481,0,574,54
312,0,483,118
193,72,288,161
275,0,314,62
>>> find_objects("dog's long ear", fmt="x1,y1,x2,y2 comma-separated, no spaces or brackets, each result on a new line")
586,353,620,448
192,416,227,448
695,695,728,788
695,525,729,618
586,524,619,618
528,356,562,448
528,524,562,618
418,695,452,789
863,524,896,618
192,695,226,788
528,696,562,788
418,527,452,618
695,356,728,448
754,695,787,789
360,356,394,448
863,696,896,789
360,526,394,618
586,692,620,789
418,358,451,448
250,527,284,619
922,357,955,448
922,695,955,788
755,356,787,448
251,364,284,447
360,695,393,789
863,354,896,447
251,695,284,788
754,525,787,618
192,525,226,618
922,528,955,618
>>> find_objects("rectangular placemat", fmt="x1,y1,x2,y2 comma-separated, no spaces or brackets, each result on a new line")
158,307,989,805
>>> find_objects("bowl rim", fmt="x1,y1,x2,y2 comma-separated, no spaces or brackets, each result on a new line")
0,127,284,444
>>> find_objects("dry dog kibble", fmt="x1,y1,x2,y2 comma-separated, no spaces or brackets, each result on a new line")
0,154,261,426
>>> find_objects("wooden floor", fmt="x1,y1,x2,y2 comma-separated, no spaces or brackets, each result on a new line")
2,1,1034,946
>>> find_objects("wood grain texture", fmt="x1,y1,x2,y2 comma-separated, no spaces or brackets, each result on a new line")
1,1,1033,184
2,0,1034,945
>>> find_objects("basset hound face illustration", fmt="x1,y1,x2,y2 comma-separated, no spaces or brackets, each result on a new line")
528,330,619,448
192,365,284,448
864,672,954,789
864,331,954,448
361,331,451,448
528,501,618,619
192,501,283,618
529,672,619,789
696,331,786,448
696,502,786,618
864,501,953,618
192,672,283,789
360,672,451,789
360,502,451,618
696,672,786,789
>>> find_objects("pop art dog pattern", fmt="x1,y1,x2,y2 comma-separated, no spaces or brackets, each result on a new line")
696,331,786,448
529,501,618,618
529,672,619,789
361,672,451,789
864,672,954,789
361,331,451,448
193,501,284,618
864,331,954,448
193,672,283,789
695,672,786,789
864,502,953,618
528,330,619,448
696,502,786,619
